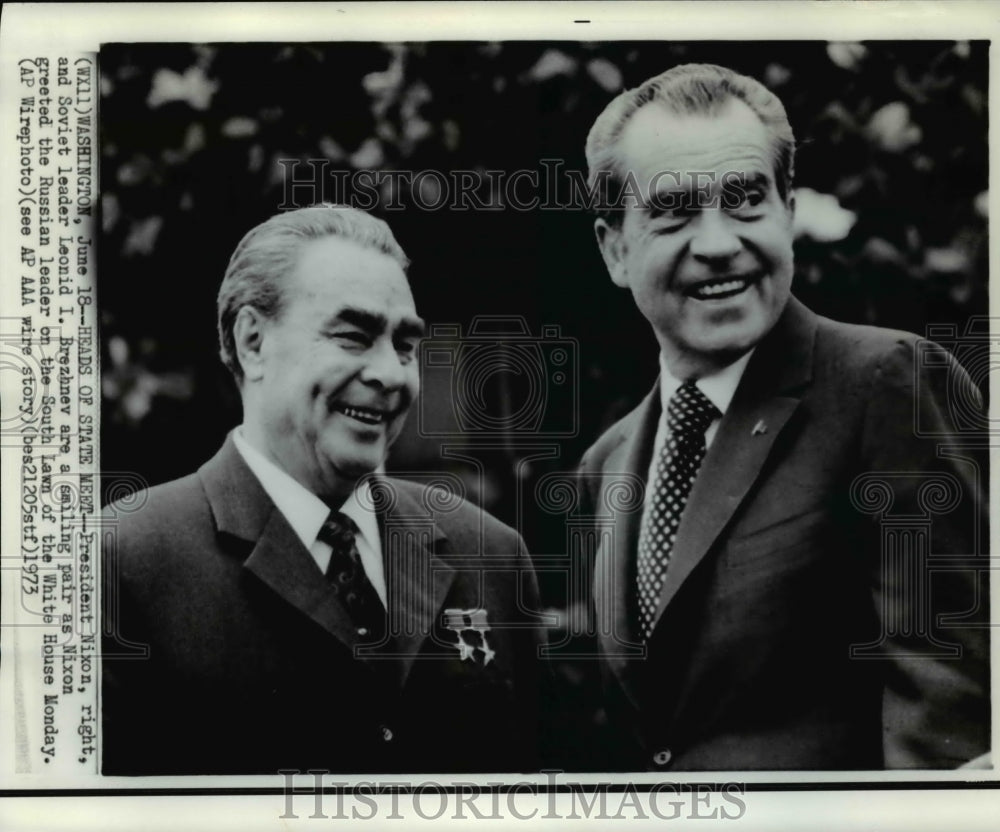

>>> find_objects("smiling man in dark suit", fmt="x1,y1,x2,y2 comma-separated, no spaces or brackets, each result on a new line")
102,204,543,775
574,64,989,770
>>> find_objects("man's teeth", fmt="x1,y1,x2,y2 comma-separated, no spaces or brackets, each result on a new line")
336,405,385,424
691,277,750,300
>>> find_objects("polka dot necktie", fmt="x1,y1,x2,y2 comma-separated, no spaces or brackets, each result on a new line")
635,381,721,640
318,511,385,640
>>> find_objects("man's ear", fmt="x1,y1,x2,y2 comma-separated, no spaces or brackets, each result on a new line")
595,218,629,288
232,306,267,383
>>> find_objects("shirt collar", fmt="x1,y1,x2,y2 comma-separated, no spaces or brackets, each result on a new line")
658,349,755,418
337,480,381,557
232,428,379,553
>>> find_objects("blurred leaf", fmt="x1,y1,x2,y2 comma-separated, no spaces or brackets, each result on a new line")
793,188,857,242
925,247,969,274
247,145,265,174
404,117,433,145
108,335,129,367
116,156,153,187
586,58,622,92
221,116,258,139
122,216,164,257
362,47,405,98
866,101,921,152
827,42,867,71
147,66,218,111
974,191,988,219
835,175,865,200
441,120,461,152
862,237,905,266
102,193,120,234
184,122,206,154
764,63,791,87
526,49,577,82
318,135,346,162
349,137,384,169
961,83,985,115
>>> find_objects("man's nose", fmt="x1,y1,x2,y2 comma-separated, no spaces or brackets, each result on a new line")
360,339,408,389
689,209,742,263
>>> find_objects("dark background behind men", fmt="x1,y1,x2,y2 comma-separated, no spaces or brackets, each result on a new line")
100,41,989,767
101,40,987,499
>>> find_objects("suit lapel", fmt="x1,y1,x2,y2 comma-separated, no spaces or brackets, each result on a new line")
199,440,466,684
199,435,383,654
371,478,457,686
244,510,367,650
648,297,819,635
594,385,660,706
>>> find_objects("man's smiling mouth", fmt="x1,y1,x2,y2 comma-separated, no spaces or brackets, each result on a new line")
332,404,388,425
686,272,761,301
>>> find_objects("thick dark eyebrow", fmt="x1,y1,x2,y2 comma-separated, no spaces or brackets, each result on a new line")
335,307,426,340
336,307,386,334
723,171,771,192
395,317,426,342
741,173,771,190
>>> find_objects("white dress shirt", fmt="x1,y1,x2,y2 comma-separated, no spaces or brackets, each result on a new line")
232,428,387,605
644,350,755,511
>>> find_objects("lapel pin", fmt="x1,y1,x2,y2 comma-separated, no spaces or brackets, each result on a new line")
443,608,496,666
751,420,767,436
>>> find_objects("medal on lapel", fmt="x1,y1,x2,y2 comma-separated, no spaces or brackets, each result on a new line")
443,608,495,666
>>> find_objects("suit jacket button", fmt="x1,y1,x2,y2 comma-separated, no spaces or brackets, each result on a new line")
653,749,672,767
357,627,369,636
381,726,394,742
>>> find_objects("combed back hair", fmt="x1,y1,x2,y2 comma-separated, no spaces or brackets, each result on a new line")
585,63,796,225
217,203,409,382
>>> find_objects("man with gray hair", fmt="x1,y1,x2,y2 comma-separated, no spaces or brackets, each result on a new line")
102,204,544,774
572,64,988,770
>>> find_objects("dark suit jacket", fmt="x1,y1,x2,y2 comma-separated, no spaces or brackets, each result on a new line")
575,297,989,771
102,435,544,775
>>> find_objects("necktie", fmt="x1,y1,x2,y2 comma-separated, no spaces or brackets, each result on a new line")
318,511,385,639
635,381,721,639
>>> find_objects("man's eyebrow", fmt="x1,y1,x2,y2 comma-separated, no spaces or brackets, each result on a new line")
335,307,426,339
724,171,770,190
395,316,426,340
337,307,387,334
645,183,699,214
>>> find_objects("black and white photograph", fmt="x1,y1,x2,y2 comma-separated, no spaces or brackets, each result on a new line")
0,3,997,830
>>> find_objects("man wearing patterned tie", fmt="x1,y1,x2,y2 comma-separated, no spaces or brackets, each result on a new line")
102,205,544,775
572,64,989,770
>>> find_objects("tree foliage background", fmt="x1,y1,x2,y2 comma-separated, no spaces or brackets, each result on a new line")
100,38,987,541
